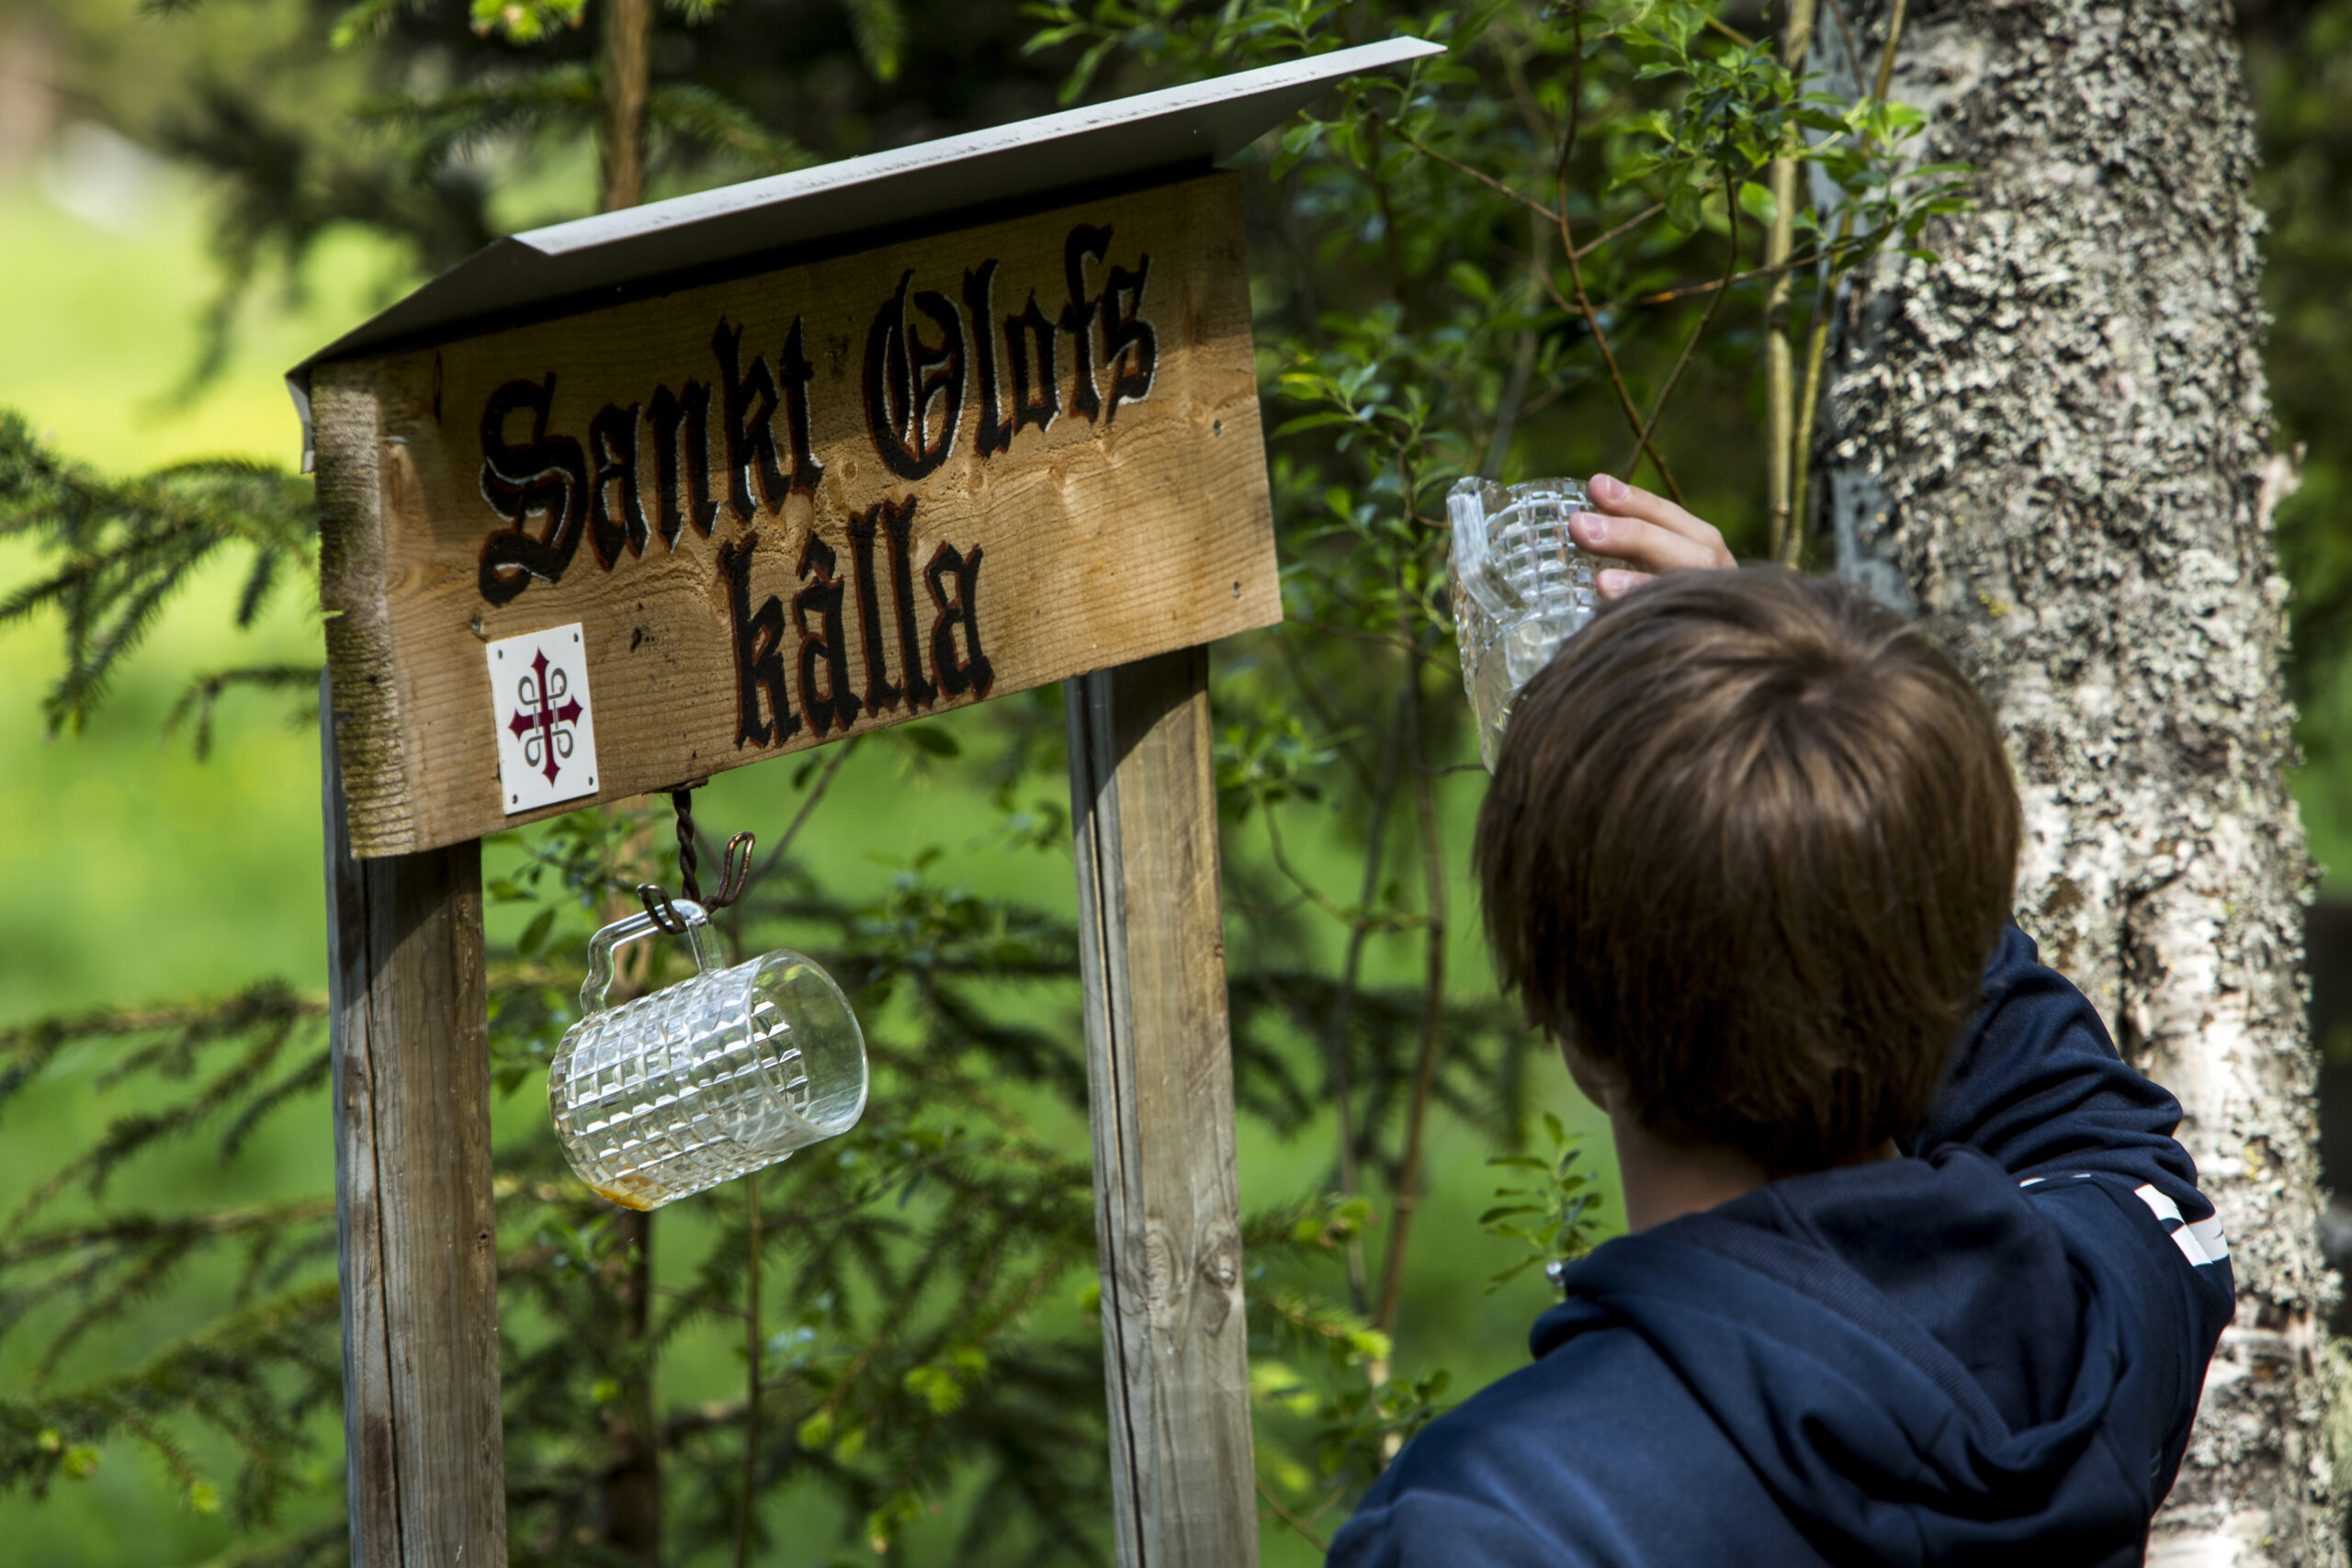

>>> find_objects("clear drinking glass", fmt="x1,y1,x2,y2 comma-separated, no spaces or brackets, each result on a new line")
1447,476,1616,770
548,900,867,1210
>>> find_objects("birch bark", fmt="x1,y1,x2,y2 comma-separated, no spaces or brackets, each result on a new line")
1812,1,2339,1560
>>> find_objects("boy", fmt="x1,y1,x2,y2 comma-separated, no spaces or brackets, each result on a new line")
1325,477,2233,1566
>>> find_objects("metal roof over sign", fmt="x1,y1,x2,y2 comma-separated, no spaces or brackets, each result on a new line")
288,36,1442,463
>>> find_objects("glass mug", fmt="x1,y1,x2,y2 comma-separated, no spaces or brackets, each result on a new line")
1447,476,1621,770
548,900,867,1210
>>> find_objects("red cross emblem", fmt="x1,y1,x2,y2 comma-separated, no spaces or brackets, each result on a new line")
507,649,584,784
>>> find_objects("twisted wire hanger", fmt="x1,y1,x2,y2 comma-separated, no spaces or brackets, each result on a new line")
638,787,753,935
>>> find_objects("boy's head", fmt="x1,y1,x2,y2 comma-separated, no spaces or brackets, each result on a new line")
1475,570,2020,1176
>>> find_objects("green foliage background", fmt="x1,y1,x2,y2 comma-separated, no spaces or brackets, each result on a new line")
0,0,2344,1563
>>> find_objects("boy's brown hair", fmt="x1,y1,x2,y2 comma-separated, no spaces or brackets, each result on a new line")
1474,570,2020,1175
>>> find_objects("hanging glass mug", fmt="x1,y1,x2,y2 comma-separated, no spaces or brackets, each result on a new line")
548,899,867,1210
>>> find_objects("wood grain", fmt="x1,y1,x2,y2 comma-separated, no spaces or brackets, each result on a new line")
318,172,1277,858
325,677,509,1567
1068,648,1259,1568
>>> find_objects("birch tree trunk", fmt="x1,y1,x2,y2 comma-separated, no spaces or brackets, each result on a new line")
1812,0,2340,1560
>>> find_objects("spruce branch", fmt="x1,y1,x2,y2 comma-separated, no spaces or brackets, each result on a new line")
357,62,603,171
644,84,815,174
164,664,324,760
2,985,326,1234
0,413,316,735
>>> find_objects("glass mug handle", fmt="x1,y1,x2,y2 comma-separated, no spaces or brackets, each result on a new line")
578,900,724,1016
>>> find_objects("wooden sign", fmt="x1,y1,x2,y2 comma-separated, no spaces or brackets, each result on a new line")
315,172,1276,858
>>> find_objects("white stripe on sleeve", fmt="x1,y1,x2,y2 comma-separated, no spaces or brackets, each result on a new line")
2133,1182,2226,1268
2186,1213,2229,1261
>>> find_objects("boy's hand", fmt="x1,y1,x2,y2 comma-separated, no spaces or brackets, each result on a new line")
1567,472,1735,601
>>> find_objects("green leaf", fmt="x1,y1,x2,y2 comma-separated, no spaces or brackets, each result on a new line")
1665,179,1703,234
1271,412,1362,438
1060,36,1117,106
517,907,557,958
1447,260,1497,305
1738,180,1779,225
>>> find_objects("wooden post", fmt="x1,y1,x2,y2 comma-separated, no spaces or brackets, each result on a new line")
323,678,510,1567
1068,647,1259,1568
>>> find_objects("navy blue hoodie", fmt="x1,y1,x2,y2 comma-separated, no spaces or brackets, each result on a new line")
1326,927,2235,1566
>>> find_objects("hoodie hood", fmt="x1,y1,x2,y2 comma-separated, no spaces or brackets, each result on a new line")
1532,1149,2177,1564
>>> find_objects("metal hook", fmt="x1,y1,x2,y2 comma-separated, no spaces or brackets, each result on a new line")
708,830,755,909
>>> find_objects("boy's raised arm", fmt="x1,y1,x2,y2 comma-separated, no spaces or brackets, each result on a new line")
1915,923,2236,1497
1914,923,2221,1239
